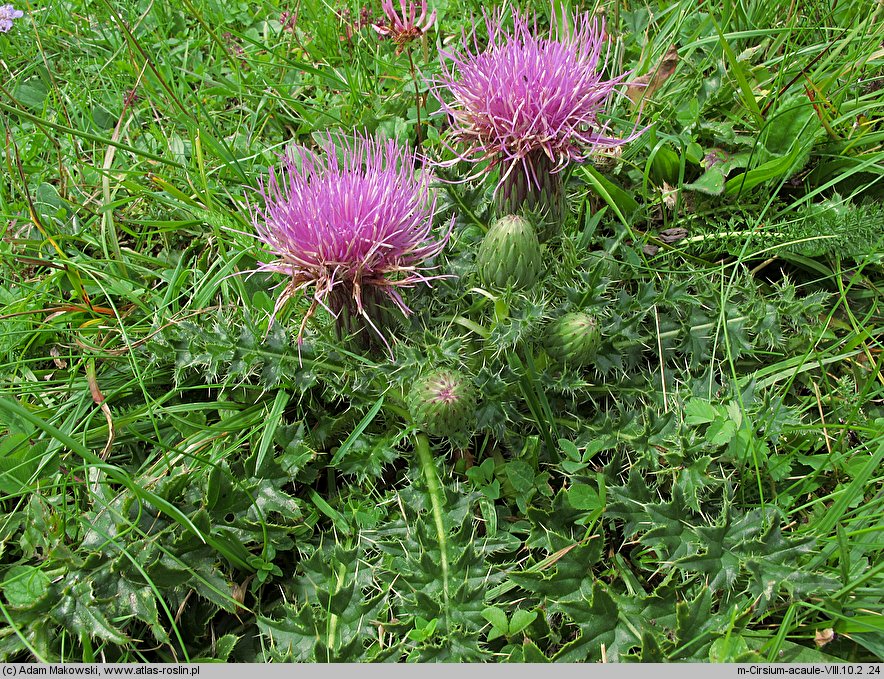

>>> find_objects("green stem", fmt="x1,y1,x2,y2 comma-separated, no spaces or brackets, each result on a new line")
405,46,423,147
414,432,450,625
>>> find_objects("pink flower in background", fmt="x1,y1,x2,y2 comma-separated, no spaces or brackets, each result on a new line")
0,4,24,33
435,7,637,223
373,0,436,50
250,133,447,351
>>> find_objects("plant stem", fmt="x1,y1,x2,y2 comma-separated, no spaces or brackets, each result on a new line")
414,432,450,623
406,46,423,146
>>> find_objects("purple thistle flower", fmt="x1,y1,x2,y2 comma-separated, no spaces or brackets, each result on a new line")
0,4,24,33
435,8,637,233
372,0,436,51
250,132,448,353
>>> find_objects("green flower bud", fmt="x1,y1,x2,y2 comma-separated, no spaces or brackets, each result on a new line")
545,312,601,366
407,370,478,441
477,215,542,290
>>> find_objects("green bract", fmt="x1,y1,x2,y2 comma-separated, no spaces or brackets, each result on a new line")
477,214,542,290
545,312,601,366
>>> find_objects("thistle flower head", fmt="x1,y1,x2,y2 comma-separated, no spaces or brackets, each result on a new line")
0,4,24,33
436,8,634,188
250,132,447,351
373,0,436,49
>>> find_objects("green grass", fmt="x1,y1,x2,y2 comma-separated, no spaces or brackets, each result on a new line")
1,0,882,663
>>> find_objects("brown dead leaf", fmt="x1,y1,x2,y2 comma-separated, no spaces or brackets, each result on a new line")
87,359,115,460
815,628,835,648
50,346,68,369
627,46,679,107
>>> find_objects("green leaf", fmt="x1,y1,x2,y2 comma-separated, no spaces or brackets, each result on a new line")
684,399,718,426
14,78,48,110
508,610,538,636
725,146,802,195
672,588,718,659
408,616,439,642
650,145,681,185
558,438,581,461
482,607,508,641
521,639,549,663
116,579,169,644
1,566,50,609
709,634,753,662
329,395,384,466
706,418,737,446
675,456,716,513
567,483,601,511
257,604,319,662
762,96,821,158
51,579,128,645
555,585,625,662
683,166,726,195
0,434,49,495
578,166,640,225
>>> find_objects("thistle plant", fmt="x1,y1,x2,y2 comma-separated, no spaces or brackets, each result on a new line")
436,8,635,236
249,132,448,353
374,0,436,145
372,0,436,49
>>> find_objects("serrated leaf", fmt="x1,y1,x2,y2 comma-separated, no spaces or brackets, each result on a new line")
509,542,602,605
640,629,666,662
257,603,319,662
51,579,128,644
675,456,716,513
555,585,627,662
672,588,719,659
684,399,718,426
213,634,240,661
116,579,169,644
521,638,549,662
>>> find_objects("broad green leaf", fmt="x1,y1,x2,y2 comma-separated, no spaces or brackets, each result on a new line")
0,434,48,495
1,566,50,609
725,145,802,195
709,634,754,662
684,399,718,426
684,166,726,195
481,606,508,631
482,607,508,641
14,78,48,110
509,610,538,635
567,483,601,511
762,96,821,158
706,418,737,446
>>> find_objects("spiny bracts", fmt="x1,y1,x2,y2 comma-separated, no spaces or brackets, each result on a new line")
407,369,478,442
477,214,542,290
545,311,602,366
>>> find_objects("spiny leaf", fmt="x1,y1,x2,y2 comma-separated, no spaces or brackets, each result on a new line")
554,584,627,662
